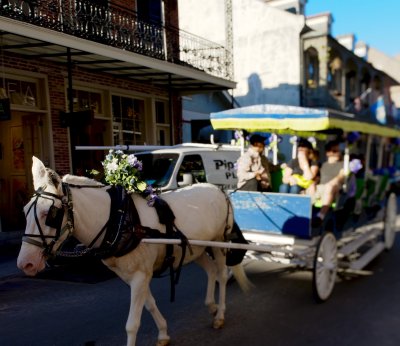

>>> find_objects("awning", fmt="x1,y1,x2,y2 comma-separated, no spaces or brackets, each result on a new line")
211,104,400,137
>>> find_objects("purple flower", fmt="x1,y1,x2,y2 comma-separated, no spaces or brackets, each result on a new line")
234,130,241,140
135,161,143,171
144,185,159,206
145,185,154,194
127,154,138,166
147,194,159,207
349,159,363,174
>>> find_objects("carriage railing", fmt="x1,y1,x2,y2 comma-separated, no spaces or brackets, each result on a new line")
0,0,233,80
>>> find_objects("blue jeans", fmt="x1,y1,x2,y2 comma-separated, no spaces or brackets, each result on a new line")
279,183,302,194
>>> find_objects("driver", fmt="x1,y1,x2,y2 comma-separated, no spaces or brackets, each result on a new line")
236,134,271,192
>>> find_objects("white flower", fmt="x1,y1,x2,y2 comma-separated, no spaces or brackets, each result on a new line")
106,158,119,173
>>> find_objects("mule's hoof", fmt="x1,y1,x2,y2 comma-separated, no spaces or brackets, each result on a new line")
213,318,225,329
208,303,218,315
156,338,170,346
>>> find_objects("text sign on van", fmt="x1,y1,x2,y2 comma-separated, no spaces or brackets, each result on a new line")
214,159,237,179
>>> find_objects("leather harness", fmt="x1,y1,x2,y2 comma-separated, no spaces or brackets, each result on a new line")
24,183,192,302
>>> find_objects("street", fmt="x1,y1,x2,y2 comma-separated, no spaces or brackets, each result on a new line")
1,231,400,346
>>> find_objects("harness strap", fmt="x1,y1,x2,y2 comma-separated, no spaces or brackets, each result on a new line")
128,195,190,302
22,236,46,248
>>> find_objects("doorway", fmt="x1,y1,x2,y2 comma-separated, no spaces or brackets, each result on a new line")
0,111,43,230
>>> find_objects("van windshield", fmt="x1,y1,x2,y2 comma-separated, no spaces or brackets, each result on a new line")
136,153,179,188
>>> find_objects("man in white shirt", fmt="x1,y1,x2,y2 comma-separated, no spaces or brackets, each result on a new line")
236,134,271,191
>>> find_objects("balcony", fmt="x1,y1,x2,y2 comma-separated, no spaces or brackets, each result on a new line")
0,0,234,91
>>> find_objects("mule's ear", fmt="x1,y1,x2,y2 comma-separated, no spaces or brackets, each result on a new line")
32,156,47,190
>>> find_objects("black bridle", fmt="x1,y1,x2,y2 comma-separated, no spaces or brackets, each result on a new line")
23,183,74,257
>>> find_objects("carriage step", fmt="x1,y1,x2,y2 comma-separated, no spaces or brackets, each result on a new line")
338,268,373,277
338,227,381,257
348,242,385,270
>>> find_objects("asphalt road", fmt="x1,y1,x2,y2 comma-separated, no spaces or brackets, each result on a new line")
1,232,400,346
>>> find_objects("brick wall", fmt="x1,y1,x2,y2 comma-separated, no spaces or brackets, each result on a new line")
2,53,181,173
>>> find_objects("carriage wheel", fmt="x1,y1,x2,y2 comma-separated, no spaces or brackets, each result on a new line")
383,192,397,251
312,232,337,303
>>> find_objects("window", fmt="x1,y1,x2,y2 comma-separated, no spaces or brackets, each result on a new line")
155,100,170,145
304,48,319,88
137,0,162,25
112,95,145,145
73,89,103,115
2,78,38,108
177,155,206,184
346,70,357,100
136,153,179,188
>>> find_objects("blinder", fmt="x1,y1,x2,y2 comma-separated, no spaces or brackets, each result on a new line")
45,204,64,230
23,184,71,255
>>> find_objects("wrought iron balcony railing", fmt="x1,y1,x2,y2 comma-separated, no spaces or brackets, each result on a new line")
0,0,232,80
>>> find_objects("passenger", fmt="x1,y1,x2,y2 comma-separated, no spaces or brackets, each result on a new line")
306,148,321,196
279,139,319,194
312,140,346,226
236,134,272,192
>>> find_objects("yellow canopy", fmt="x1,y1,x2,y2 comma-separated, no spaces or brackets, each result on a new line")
210,104,400,137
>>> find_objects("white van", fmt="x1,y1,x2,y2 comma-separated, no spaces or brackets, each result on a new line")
135,143,241,191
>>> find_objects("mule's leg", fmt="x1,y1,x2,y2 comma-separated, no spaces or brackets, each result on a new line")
145,289,170,346
195,252,218,315
126,271,152,346
211,248,229,329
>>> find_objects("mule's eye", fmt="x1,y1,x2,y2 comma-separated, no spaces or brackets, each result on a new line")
41,211,48,218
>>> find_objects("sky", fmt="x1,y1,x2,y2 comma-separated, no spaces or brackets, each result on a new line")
306,0,400,57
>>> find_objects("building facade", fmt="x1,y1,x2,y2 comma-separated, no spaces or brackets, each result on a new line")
179,0,398,148
303,13,397,122
179,0,307,107
362,45,400,118
0,0,234,230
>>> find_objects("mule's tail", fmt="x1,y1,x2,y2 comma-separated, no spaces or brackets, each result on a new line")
230,263,253,293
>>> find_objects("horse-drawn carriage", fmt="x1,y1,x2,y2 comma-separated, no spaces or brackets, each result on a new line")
16,104,400,345
210,104,399,302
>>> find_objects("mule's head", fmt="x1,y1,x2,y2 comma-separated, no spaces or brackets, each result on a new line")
17,156,66,276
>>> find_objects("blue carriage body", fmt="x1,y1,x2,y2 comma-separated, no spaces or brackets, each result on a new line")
230,191,313,239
